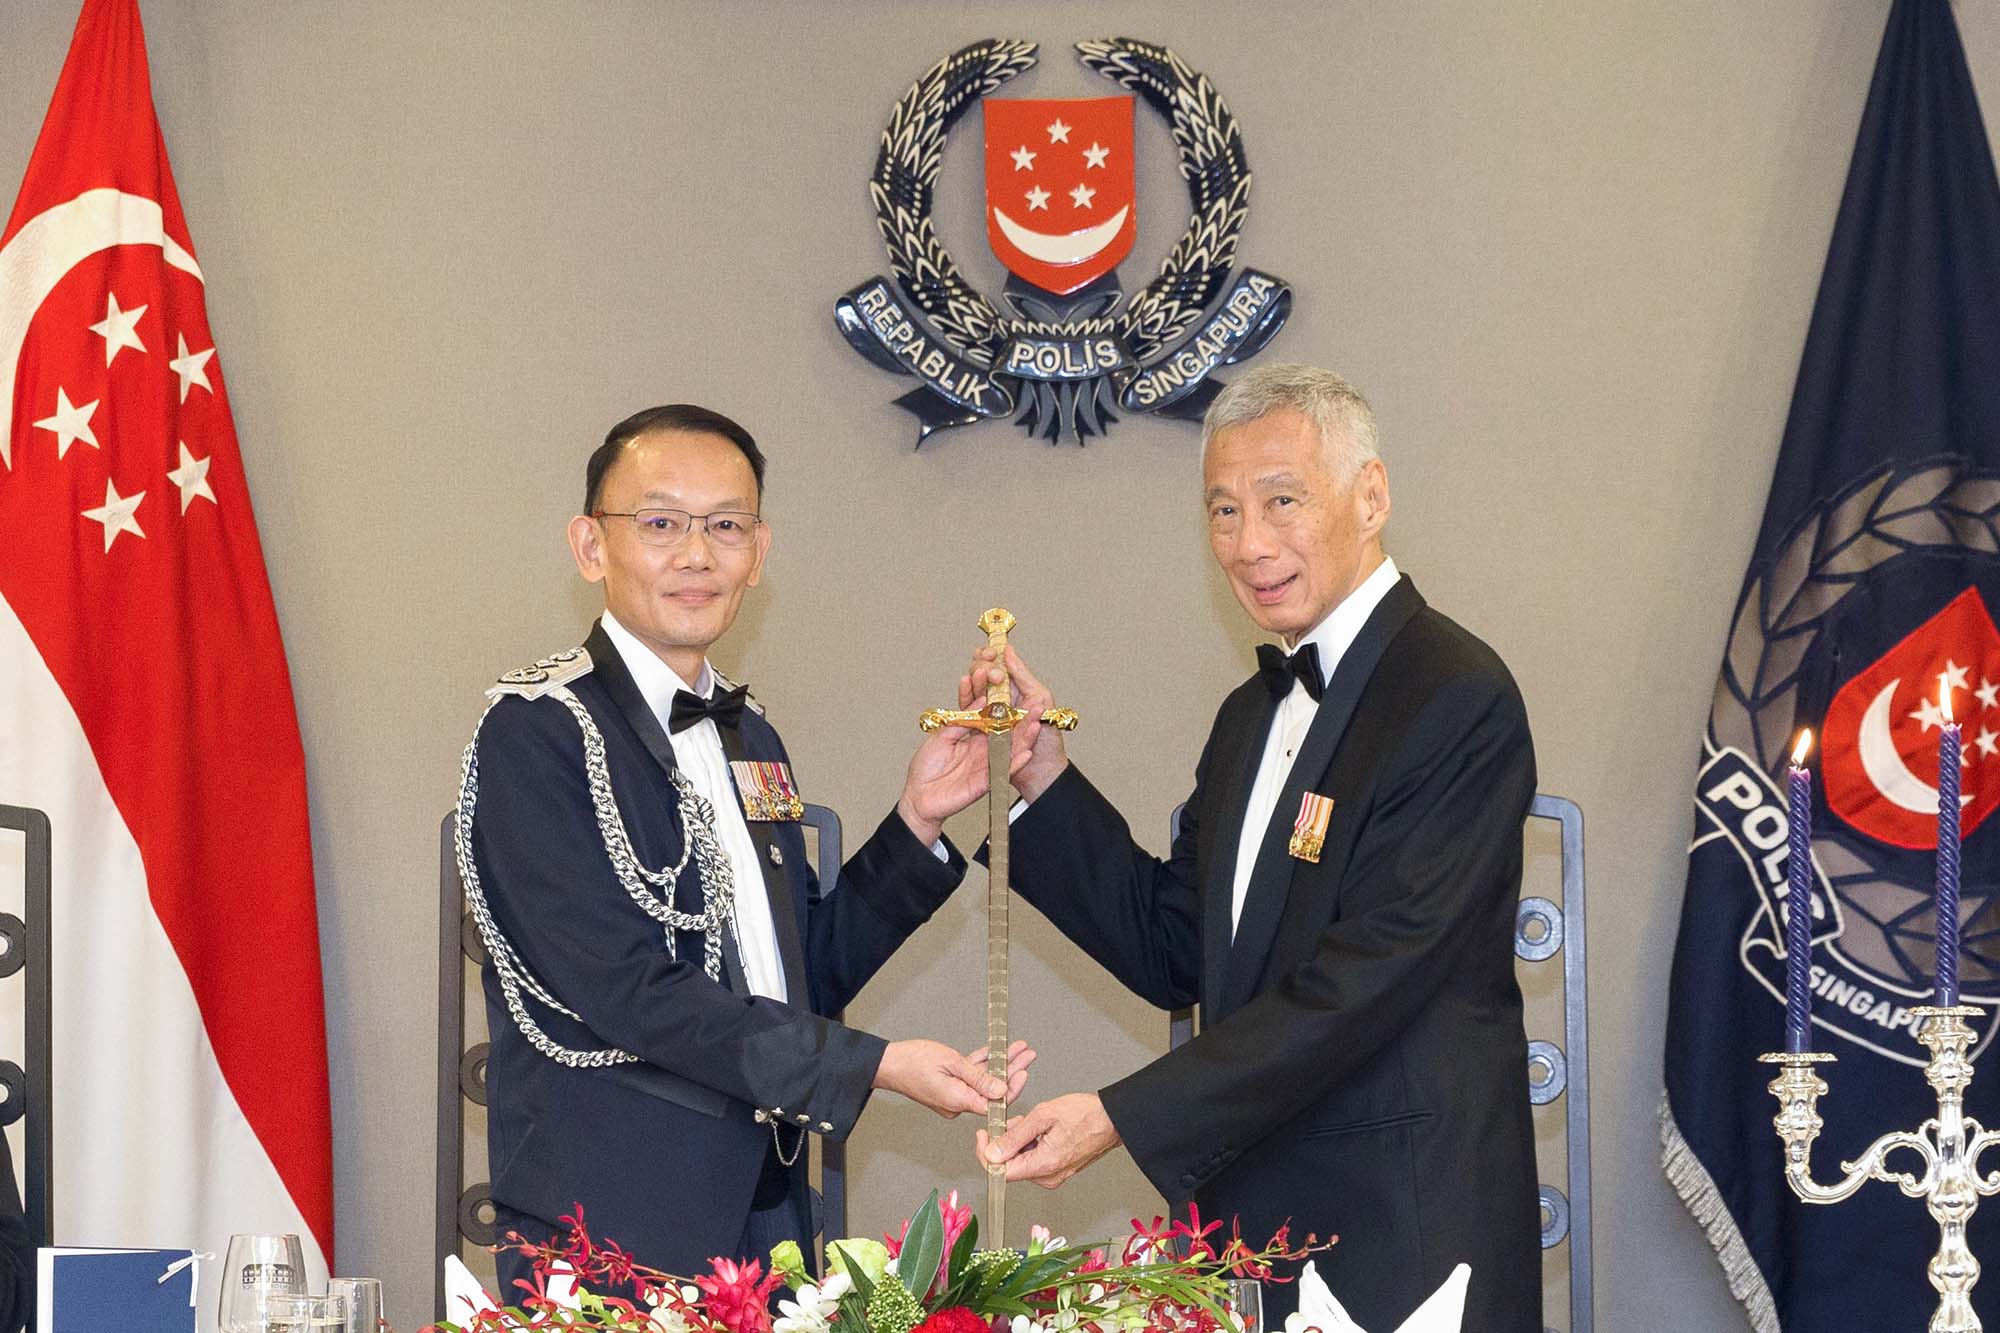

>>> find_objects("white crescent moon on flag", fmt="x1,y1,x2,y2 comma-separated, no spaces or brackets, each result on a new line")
1859,677,1974,814
0,187,202,469
991,204,1132,267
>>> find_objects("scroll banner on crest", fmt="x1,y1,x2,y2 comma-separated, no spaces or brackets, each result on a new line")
1661,1,2000,1327
834,267,1290,439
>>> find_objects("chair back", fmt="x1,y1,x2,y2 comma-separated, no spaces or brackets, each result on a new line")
0,806,51,1249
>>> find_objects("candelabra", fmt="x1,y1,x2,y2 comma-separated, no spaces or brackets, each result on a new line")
1763,1007,2000,1332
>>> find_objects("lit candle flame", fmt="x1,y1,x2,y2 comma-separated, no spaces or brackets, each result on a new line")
1941,671,1955,726
1792,729,1813,766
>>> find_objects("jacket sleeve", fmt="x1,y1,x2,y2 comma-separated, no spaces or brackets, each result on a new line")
804,809,968,1017
470,694,886,1137
1100,673,1535,1200
1002,726,1217,1012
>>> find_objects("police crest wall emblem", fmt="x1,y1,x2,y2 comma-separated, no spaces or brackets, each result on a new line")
834,39,1293,446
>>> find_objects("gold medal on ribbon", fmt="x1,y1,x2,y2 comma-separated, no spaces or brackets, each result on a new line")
1289,791,1335,863
731,760,804,821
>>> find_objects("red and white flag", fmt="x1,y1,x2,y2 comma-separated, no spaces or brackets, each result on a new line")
0,0,333,1304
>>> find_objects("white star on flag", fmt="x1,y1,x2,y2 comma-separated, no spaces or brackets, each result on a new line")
33,385,99,457
1979,678,2000,711
1944,659,1972,694
88,290,148,366
1912,696,1948,732
168,332,215,403
80,478,146,551
1069,182,1097,209
1010,144,1036,171
1026,185,1051,211
167,442,215,512
1978,726,2000,758
1047,117,1071,143
1083,142,1110,169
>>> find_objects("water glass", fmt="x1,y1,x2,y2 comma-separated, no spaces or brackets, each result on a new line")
1225,1277,1263,1333
219,1233,307,1332
267,1292,348,1332
328,1276,385,1333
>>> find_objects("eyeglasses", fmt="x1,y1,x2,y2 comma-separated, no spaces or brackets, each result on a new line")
593,508,762,548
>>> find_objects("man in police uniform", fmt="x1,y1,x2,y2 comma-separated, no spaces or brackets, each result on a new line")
459,404,1029,1297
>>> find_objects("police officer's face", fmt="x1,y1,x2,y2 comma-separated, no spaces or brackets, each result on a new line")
570,429,770,676
1203,407,1389,642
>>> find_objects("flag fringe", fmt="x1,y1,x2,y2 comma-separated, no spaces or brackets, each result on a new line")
1659,1094,1779,1332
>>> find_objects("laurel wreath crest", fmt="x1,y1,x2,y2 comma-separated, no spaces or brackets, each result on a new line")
868,37,1253,369
1712,460,2000,773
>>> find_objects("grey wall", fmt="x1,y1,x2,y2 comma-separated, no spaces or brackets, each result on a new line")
6,1,1994,1326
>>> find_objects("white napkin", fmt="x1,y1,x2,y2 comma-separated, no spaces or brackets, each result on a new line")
442,1255,583,1324
1283,1258,1470,1333
443,1254,500,1321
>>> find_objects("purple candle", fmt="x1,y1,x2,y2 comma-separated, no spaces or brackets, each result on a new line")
1785,730,1815,1053
1938,673,1962,1008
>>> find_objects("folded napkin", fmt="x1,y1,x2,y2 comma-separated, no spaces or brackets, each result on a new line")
1282,1259,1469,1333
442,1254,583,1323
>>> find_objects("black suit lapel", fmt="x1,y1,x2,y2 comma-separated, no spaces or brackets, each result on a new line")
585,620,681,780
582,619,749,994
716,716,810,1005
1201,687,1277,1026
1221,577,1426,1017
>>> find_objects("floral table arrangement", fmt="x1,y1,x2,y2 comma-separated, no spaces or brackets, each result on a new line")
427,1190,1325,1333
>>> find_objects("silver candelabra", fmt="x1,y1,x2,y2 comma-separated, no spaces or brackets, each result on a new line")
1763,1006,2000,1332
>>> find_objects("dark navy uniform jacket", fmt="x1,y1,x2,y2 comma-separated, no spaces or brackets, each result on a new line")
468,621,966,1275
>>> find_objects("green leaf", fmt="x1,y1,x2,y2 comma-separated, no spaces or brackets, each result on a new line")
898,1189,945,1299
835,1242,878,1305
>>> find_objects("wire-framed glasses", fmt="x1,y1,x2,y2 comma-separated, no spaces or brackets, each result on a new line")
593,508,762,548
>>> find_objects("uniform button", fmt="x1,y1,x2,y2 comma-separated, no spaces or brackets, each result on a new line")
754,1109,771,1124
819,1121,834,1132
795,1112,810,1124
772,1106,784,1116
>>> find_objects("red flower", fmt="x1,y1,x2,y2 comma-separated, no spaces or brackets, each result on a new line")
939,1189,974,1255
913,1306,990,1333
695,1256,784,1333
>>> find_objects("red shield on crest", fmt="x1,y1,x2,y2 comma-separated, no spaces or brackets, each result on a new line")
983,96,1136,295
1823,587,2000,848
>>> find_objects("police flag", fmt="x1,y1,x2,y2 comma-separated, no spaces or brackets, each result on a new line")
1663,1,2000,1326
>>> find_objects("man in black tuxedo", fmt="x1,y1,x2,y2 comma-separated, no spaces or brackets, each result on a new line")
462,404,1031,1299
976,365,1541,1330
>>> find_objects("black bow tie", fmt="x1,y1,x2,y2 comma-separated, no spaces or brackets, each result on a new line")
669,685,749,733
1256,642,1325,703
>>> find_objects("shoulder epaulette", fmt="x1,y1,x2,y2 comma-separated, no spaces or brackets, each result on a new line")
486,645,594,700
712,667,766,716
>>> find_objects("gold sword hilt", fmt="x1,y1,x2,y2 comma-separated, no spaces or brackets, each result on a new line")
918,608,1081,734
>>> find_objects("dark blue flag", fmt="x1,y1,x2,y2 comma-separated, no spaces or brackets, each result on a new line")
1663,1,2000,1327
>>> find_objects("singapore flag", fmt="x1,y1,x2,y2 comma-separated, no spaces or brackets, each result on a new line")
0,0,333,1315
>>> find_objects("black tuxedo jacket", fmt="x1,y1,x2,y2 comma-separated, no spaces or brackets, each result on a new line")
470,621,965,1276
1010,577,1541,1331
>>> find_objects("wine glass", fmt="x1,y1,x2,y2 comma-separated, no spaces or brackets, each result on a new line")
267,1292,348,1332
218,1233,307,1332
1224,1277,1264,1333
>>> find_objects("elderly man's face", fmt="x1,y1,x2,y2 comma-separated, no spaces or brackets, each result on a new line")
1203,407,1389,641
569,429,770,675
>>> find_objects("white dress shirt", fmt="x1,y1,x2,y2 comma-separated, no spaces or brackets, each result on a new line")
1230,556,1401,937
599,612,788,1001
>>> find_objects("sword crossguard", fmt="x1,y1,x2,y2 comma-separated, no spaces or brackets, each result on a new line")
919,607,1080,736
920,705,1080,735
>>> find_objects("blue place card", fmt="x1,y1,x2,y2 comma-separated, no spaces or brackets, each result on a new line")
37,1247,196,1333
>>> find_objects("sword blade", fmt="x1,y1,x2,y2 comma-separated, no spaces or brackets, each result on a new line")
985,725,1010,1247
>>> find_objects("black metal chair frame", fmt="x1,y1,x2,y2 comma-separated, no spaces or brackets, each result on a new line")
435,804,846,1316
0,806,52,1249
1168,793,1591,1332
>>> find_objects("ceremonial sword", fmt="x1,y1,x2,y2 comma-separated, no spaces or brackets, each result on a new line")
920,608,1078,1246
